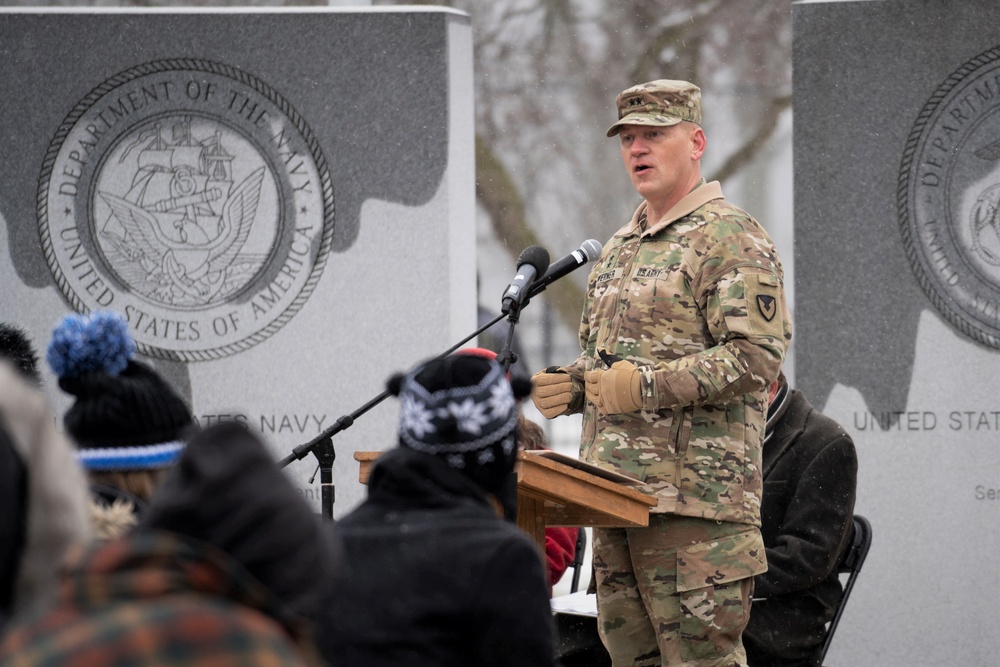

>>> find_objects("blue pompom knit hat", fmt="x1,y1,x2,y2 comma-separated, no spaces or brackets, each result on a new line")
47,310,194,472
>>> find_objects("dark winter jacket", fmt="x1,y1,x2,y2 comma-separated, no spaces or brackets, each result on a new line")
140,421,340,622
743,386,858,666
315,446,558,667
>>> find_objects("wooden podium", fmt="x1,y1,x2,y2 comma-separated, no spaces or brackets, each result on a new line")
353,450,656,552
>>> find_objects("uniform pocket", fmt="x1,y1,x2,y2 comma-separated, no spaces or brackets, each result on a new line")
672,406,693,485
724,400,747,507
676,528,767,661
677,402,743,511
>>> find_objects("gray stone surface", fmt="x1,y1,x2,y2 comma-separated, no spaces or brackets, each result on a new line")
795,1,1000,663
0,7,475,517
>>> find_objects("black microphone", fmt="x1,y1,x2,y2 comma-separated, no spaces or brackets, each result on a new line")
528,239,603,297
501,245,550,314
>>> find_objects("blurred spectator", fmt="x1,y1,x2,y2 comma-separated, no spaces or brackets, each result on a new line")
47,311,195,539
0,325,90,635
315,353,557,667
0,421,340,667
462,347,580,589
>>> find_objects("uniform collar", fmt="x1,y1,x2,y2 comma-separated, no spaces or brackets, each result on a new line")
619,180,724,239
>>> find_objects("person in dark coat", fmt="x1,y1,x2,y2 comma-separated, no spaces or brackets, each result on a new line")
0,421,341,667
743,373,858,667
315,353,558,667
460,347,580,591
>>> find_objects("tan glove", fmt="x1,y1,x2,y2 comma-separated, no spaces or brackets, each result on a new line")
531,368,577,419
585,359,642,414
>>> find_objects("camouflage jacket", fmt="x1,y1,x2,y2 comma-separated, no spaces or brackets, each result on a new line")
561,181,792,525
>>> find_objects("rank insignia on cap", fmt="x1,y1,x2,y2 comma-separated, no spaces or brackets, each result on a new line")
627,96,643,107
757,295,777,322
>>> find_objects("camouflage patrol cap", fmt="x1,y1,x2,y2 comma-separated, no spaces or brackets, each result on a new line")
606,79,702,137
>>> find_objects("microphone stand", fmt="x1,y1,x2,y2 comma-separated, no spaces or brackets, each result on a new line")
497,293,530,375
492,260,567,374
279,309,512,520
493,268,562,374
279,241,593,520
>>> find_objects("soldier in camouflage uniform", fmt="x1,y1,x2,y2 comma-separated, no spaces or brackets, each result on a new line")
531,80,792,666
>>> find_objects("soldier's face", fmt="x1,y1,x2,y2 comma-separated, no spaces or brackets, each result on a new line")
619,122,705,211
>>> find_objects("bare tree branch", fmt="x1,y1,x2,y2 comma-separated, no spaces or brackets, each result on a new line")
630,22,689,83
708,94,792,184
475,134,586,334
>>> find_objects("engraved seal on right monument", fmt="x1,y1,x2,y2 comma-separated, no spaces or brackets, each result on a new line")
900,47,1000,350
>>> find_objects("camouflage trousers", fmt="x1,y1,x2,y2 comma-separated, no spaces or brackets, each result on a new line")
592,514,766,667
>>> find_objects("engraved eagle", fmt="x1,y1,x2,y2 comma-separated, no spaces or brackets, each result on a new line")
971,140,1000,266
99,167,265,303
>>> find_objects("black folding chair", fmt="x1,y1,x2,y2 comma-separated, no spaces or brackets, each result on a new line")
819,514,872,664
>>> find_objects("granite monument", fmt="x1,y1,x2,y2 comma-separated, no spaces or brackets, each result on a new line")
0,7,476,517
795,0,1000,663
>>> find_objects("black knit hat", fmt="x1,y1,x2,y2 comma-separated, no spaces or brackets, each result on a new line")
47,310,194,471
387,353,531,498
0,323,41,385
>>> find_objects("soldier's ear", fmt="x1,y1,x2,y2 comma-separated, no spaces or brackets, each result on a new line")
690,126,706,160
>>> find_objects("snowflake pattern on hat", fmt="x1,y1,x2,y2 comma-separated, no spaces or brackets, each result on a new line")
488,382,515,420
398,361,518,463
447,398,489,435
400,394,436,438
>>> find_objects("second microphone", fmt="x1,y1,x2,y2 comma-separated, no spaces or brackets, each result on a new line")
501,246,550,314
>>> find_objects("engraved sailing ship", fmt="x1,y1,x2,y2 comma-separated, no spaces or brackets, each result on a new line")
98,117,268,307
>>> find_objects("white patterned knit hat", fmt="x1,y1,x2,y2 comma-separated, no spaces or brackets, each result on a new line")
394,354,520,495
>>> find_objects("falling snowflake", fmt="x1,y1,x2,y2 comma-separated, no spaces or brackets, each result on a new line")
400,395,436,438
446,398,490,435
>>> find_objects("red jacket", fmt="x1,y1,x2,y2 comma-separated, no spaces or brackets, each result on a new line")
546,526,579,587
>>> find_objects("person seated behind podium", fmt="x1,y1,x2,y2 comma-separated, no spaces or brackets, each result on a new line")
314,353,558,667
0,421,340,667
743,372,858,667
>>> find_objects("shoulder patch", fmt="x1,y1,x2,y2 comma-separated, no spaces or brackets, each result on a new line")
756,294,777,322
743,273,786,338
